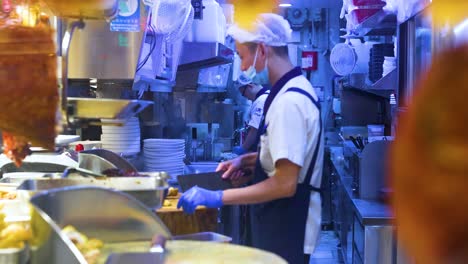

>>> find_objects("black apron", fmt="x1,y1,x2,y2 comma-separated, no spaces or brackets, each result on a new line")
249,87,322,264
247,87,271,153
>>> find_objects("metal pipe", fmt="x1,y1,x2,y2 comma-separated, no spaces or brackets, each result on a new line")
61,20,85,122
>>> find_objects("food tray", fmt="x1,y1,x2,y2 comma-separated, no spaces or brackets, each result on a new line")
0,246,29,264
18,176,168,210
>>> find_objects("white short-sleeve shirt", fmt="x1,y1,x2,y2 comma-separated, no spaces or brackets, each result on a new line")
248,92,269,129
259,73,324,254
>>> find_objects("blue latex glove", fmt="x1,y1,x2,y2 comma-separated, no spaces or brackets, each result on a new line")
177,186,223,214
232,146,246,155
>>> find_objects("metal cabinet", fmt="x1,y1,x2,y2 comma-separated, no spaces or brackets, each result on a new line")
335,181,354,264
352,215,395,264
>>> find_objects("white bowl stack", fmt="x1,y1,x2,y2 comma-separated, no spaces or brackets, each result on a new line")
143,139,185,178
101,117,141,156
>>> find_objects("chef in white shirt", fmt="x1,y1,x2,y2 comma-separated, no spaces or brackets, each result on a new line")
233,77,270,155
177,13,324,264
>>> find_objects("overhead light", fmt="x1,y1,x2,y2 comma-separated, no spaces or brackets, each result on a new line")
453,18,468,36
278,0,292,8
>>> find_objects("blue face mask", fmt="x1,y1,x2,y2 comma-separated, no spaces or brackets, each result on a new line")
242,46,269,85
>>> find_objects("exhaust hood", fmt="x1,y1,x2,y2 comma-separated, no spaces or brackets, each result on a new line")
178,42,234,71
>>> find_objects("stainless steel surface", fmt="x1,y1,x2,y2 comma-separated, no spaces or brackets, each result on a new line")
66,98,153,124
78,149,137,173
105,252,165,264
361,225,394,264
178,42,234,71
68,20,144,79
347,70,397,92
29,208,85,264
62,167,106,178
172,232,232,243
358,140,391,199
18,175,168,209
61,20,85,112
0,247,29,264
0,162,68,174
29,187,171,264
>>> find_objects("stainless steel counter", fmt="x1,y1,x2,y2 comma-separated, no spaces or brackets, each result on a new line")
328,146,402,264
330,152,393,226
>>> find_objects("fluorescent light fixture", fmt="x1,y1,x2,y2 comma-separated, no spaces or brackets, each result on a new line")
278,0,292,8
453,18,468,36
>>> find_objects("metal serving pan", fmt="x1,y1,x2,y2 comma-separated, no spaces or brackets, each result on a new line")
29,187,275,264
18,175,168,210
29,187,172,264
0,246,29,264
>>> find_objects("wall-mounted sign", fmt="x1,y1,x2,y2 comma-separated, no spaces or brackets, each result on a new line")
110,0,140,32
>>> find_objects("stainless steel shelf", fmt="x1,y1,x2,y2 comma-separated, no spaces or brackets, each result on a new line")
178,42,234,71
66,98,153,126
368,68,397,90
344,69,397,98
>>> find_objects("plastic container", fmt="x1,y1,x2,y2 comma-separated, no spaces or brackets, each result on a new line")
367,124,385,137
352,0,386,7
193,0,225,43
349,8,382,24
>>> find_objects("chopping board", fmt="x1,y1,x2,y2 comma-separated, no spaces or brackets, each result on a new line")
156,194,217,236
177,172,232,192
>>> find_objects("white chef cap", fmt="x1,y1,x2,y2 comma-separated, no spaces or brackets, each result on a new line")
227,13,292,47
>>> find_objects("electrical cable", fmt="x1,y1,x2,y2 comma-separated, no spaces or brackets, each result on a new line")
136,16,158,72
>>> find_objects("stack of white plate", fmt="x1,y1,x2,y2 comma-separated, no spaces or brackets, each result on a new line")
101,117,141,156
383,56,397,76
143,138,185,177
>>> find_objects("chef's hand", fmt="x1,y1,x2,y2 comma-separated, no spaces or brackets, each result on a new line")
177,186,223,214
216,156,245,180
232,146,247,155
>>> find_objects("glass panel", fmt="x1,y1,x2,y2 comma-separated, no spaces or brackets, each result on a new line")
414,12,432,86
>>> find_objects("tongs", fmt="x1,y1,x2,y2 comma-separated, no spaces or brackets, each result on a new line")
349,136,365,151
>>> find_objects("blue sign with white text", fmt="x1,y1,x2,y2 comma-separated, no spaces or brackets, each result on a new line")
110,0,140,32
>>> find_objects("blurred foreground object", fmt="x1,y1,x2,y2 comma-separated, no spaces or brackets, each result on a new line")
228,0,278,30
0,5,58,166
431,0,468,26
391,44,468,264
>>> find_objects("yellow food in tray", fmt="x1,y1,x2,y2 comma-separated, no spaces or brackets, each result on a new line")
163,199,172,207
0,191,17,200
0,211,32,249
167,187,179,197
62,225,104,264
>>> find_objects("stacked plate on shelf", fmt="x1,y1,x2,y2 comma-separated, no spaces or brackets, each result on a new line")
383,56,397,76
101,117,141,156
143,139,185,178
369,43,394,82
